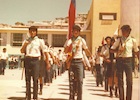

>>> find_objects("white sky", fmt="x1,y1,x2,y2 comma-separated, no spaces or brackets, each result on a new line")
0,0,92,25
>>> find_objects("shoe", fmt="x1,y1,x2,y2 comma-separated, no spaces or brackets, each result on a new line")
39,91,42,95
96,83,99,87
109,86,113,98
47,83,50,86
115,87,118,97
100,83,103,87
115,93,118,97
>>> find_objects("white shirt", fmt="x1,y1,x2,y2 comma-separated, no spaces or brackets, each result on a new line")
58,52,63,61
22,36,46,57
66,36,88,59
111,36,139,57
101,44,110,58
46,47,54,64
0,52,8,60
95,53,101,64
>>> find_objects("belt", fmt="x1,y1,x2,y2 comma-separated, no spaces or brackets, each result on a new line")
26,56,40,60
117,57,132,60
72,58,82,61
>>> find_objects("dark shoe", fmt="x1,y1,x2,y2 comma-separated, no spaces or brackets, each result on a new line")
110,93,113,98
115,87,118,97
39,90,42,95
115,93,118,98
100,83,103,87
110,86,113,98
25,97,31,100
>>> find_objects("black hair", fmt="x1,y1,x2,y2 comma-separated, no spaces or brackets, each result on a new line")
3,48,6,50
105,36,111,41
72,25,81,32
29,26,38,32
121,25,131,33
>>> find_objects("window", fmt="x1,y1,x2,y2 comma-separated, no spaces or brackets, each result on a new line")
99,13,117,20
52,34,67,47
0,33,7,46
38,34,48,42
12,33,23,46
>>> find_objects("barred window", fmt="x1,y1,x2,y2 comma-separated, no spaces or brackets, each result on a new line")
0,33,7,46
38,34,48,42
52,34,67,47
12,33,23,46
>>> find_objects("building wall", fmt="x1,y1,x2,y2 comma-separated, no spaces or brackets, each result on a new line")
121,0,140,45
0,28,91,55
90,0,121,53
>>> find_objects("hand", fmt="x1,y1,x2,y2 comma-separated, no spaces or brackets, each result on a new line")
120,46,125,52
46,63,51,70
105,59,111,63
88,67,91,71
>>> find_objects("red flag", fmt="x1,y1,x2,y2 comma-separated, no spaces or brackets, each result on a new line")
66,0,76,53
68,0,76,39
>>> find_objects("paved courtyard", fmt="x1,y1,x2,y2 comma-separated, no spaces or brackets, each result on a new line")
0,69,139,100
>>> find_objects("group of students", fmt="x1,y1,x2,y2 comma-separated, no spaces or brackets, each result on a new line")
38,46,67,95
20,26,72,100
94,36,119,98
20,24,139,100
93,25,139,100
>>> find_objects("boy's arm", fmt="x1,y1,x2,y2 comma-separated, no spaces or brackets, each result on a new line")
20,41,29,54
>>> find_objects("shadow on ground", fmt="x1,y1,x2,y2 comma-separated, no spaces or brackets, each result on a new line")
8,97,68,100
41,98,68,100
91,93,109,97
7,97,25,100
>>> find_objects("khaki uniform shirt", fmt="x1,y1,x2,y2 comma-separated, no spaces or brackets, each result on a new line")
111,36,139,57
101,44,110,59
22,36,45,57
66,36,88,59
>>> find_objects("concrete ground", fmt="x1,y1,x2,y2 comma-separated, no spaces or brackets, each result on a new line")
0,68,139,100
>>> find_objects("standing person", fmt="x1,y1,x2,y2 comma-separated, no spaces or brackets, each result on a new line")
64,25,93,100
111,25,139,100
94,47,103,87
18,55,22,69
0,48,8,75
38,47,46,95
101,36,112,92
20,26,50,100
57,49,63,75
104,37,118,97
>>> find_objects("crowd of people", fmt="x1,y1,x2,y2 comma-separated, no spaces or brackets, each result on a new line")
20,26,70,100
0,51,24,73
91,25,139,100
0,24,139,100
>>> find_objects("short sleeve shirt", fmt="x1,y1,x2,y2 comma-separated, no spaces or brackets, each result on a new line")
111,36,139,57
101,44,110,58
0,52,8,60
66,36,88,59
23,36,46,57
